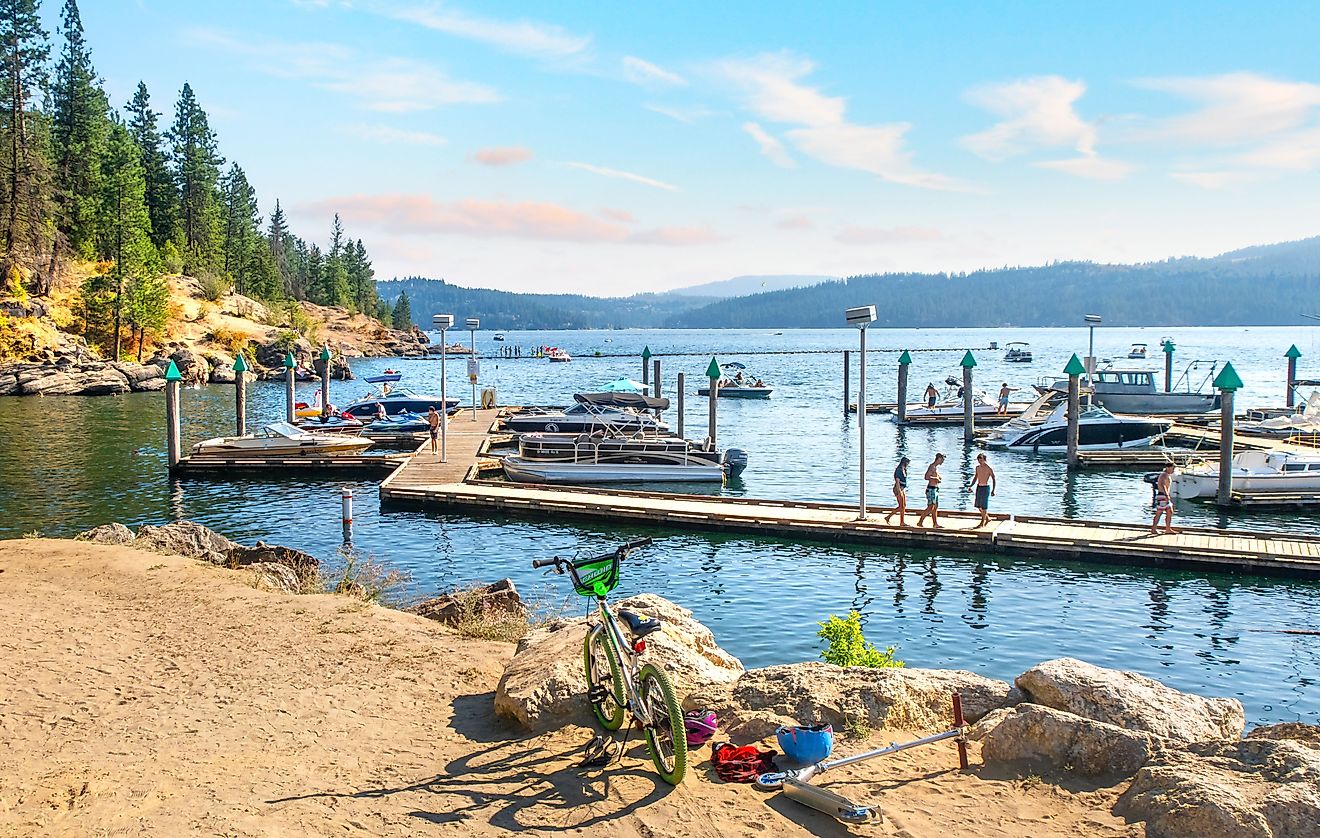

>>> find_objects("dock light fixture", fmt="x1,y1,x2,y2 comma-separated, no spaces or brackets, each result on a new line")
433,314,455,461
1084,314,1102,387
465,318,480,420
846,305,877,520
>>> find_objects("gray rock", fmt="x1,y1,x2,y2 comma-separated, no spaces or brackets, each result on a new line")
112,361,167,386
133,377,166,392
227,541,319,575
246,562,302,594
1246,722,1320,751
19,366,130,396
411,579,525,626
168,346,209,384
77,523,136,545
981,702,1158,779
1016,657,1244,743
135,522,238,565
0,371,17,395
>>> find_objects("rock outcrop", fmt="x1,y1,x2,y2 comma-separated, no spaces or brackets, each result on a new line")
77,522,136,546
78,522,318,587
1246,722,1320,751
135,521,238,565
493,594,744,732
1016,658,1245,744
411,579,525,626
690,661,1014,742
981,703,1160,779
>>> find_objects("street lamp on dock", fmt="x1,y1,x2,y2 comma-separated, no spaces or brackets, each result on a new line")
846,305,878,520
433,314,454,461
1084,314,1102,386
465,317,480,421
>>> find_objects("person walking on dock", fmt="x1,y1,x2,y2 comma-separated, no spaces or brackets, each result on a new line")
884,457,911,527
924,382,939,408
427,406,442,456
970,453,997,527
1150,463,1177,535
997,383,1017,415
915,453,946,528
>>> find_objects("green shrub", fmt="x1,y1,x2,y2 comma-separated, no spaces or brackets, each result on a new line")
196,271,228,302
160,241,184,274
817,611,904,668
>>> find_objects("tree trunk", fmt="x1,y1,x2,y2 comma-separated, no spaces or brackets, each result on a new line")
112,186,124,362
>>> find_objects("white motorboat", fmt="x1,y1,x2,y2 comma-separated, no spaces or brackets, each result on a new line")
1170,450,1320,499
1003,342,1033,363
904,378,1018,419
981,400,1171,452
548,348,571,362
1240,392,1320,437
501,432,747,484
697,362,774,399
504,392,669,435
1128,343,1148,359
191,422,373,457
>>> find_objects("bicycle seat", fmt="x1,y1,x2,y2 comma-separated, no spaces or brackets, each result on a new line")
617,609,662,638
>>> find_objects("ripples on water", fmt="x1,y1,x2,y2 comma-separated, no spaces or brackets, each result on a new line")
0,327,1317,725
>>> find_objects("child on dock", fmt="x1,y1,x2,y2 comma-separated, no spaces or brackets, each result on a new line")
970,453,996,527
915,453,946,528
884,456,910,527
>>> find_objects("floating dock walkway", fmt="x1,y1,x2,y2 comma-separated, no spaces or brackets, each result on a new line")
378,410,1320,579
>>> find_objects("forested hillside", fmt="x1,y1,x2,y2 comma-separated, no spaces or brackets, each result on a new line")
0,0,386,362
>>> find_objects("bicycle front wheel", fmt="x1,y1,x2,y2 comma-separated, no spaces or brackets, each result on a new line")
583,627,625,731
638,663,687,784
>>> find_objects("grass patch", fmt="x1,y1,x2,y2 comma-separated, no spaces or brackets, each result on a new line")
316,546,412,606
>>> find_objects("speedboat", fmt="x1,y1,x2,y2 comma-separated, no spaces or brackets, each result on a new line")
697,362,773,399
504,392,669,435
502,432,747,484
548,348,572,362
1169,450,1320,499
365,371,402,384
294,390,336,418
365,411,430,434
494,334,506,342
294,414,364,434
981,401,1171,452
191,422,372,457
1128,343,1148,360
1049,362,1220,415
1003,342,1033,363
342,385,458,419
902,377,1015,419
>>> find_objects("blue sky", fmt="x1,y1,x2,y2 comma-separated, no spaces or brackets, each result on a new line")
79,1,1320,294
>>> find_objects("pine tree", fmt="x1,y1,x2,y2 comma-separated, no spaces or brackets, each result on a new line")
304,243,324,304
98,118,155,360
122,270,168,361
0,0,50,292
219,163,258,294
167,82,223,269
267,198,291,296
391,291,411,329
349,238,377,315
50,0,110,259
124,82,175,248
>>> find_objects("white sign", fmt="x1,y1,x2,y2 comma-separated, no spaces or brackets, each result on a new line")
467,359,479,380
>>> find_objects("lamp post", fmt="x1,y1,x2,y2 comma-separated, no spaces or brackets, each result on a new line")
433,314,454,461
846,305,878,519
465,317,480,421
1084,314,1102,387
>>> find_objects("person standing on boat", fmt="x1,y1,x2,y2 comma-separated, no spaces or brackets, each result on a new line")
915,453,946,528
970,453,997,527
1150,464,1176,535
997,383,1017,415
924,382,939,408
427,406,442,455
884,457,911,526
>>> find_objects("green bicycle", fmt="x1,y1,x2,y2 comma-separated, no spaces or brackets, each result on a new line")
532,537,687,784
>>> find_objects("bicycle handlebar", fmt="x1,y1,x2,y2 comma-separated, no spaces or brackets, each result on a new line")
531,537,653,570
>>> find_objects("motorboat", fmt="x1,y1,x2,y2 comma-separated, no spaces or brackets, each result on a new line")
1048,362,1220,415
902,377,1019,419
504,392,669,435
501,431,747,484
1003,342,1033,363
364,411,430,434
294,390,335,418
342,385,458,419
191,422,373,457
548,348,572,362
981,400,1171,452
1169,450,1320,499
1240,392,1320,437
364,371,402,384
1128,343,1148,360
294,414,364,434
697,362,773,399
494,334,506,342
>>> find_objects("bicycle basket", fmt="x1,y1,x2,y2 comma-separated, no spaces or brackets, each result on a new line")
569,552,620,597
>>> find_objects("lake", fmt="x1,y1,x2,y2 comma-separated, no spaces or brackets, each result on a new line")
1,325,1317,726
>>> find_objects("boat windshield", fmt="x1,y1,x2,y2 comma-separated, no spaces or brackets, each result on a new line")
264,422,304,438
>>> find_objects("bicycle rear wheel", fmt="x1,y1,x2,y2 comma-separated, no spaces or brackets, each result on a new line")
583,627,625,730
638,663,687,784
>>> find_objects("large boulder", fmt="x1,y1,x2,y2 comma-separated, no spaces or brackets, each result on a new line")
0,369,19,395
411,579,525,626
168,346,209,384
226,541,319,578
981,703,1159,779
691,661,1014,742
203,349,236,384
493,594,744,732
1116,737,1320,838
246,562,302,594
1016,658,1244,744
19,365,130,396
77,522,136,545
135,521,239,564
1246,723,1320,751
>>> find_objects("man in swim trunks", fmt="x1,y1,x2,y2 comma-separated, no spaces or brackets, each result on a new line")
997,383,1017,415
915,453,945,528
427,406,442,455
970,453,996,527
924,382,939,408
1150,463,1176,534
884,456,911,526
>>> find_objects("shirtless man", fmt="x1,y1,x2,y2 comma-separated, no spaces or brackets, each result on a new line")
1150,463,1176,534
970,453,997,528
997,383,1017,415
915,453,946,528
427,406,442,455
924,382,939,408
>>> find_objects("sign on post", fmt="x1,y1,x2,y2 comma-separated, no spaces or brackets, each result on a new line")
467,358,479,384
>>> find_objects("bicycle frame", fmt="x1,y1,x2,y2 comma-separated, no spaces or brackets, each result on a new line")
588,595,654,726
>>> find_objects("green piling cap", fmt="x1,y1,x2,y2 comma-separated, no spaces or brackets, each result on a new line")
706,357,721,379
898,350,912,365
233,353,248,373
1063,353,1086,376
1214,362,1244,391
283,351,295,369
959,350,976,369
164,359,182,382
1286,344,1302,359
1162,339,1175,354
642,346,652,360
320,344,331,361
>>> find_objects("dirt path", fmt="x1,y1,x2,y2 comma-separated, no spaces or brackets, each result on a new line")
0,540,1139,836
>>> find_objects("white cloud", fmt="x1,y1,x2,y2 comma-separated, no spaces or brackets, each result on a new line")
383,3,590,59
347,123,446,145
644,103,714,123
962,76,1097,160
1036,155,1133,180
622,56,685,87
716,51,958,190
564,161,679,191
742,122,794,167
1237,125,1320,171
185,28,499,112
1169,170,1258,189
1135,72,1320,145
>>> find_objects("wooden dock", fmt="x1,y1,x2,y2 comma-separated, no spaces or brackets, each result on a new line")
1072,449,1210,470
377,416,1320,579
174,452,407,474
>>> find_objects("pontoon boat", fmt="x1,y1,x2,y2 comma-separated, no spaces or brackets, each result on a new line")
1003,342,1033,363
501,432,747,484
504,392,669,435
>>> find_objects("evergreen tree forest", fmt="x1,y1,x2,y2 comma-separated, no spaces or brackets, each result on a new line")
0,0,383,361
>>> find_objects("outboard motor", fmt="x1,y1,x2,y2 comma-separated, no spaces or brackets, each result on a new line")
722,448,749,478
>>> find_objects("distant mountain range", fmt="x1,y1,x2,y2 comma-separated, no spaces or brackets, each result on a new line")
380,236,1320,329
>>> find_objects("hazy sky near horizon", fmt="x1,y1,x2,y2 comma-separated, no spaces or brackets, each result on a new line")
82,1,1320,294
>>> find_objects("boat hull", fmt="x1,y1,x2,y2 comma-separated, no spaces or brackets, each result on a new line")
502,456,725,483
984,420,1170,452
343,396,459,418
696,387,772,399
191,438,372,457
1095,392,1219,415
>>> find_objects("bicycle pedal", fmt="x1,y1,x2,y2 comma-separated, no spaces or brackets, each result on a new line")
587,685,611,703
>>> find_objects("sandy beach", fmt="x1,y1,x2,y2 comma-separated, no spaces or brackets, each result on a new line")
0,539,1139,837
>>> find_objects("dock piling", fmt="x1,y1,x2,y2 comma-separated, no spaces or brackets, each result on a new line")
1163,339,1175,393
1286,344,1301,408
897,350,911,425
164,360,182,469
1215,363,1244,506
318,344,332,418
233,353,248,436
653,358,662,418
706,356,719,447
960,351,977,442
642,346,652,388
677,372,686,437
843,350,850,416
283,352,296,424
1064,354,1085,468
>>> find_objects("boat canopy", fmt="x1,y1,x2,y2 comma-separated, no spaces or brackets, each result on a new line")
598,377,647,393
575,391,670,410
721,362,747,370
364,373,403,384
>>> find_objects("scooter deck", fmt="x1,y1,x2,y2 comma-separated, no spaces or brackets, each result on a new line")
783,776,881,824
